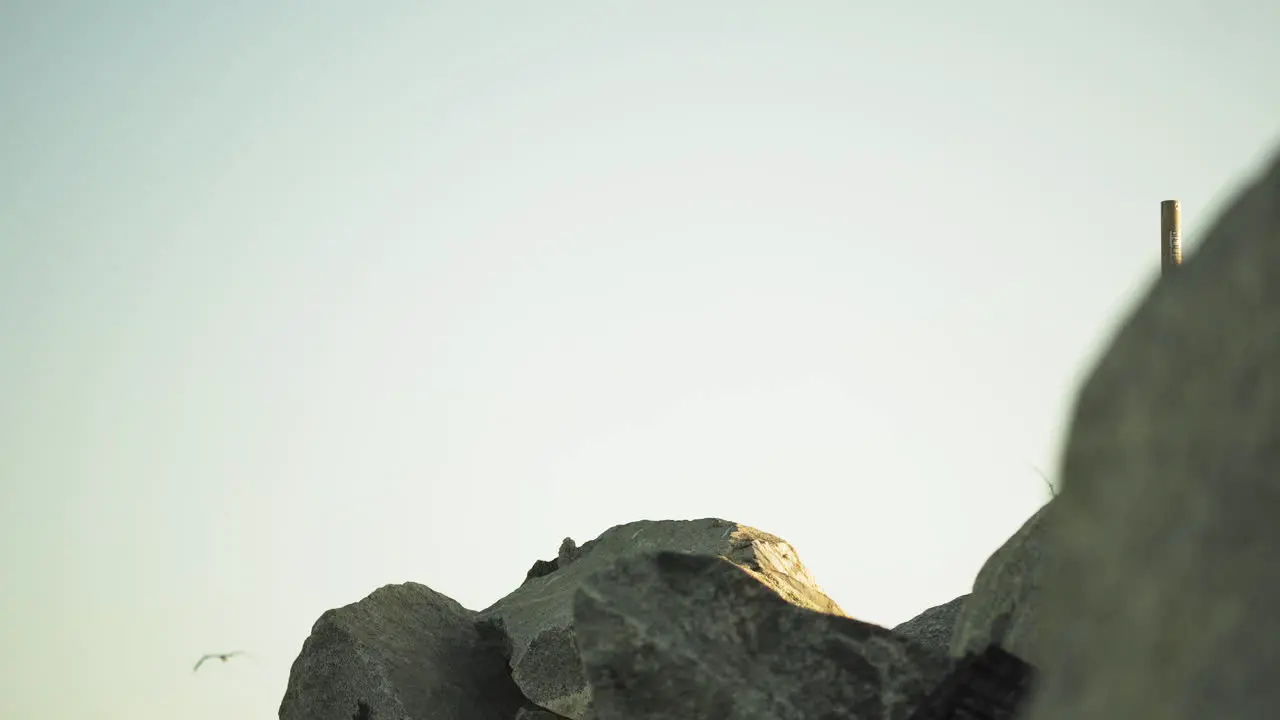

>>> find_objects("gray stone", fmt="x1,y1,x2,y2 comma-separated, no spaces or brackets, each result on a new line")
950,500,1055,664
517,707,572,720
574,551,952,720
557,537,580,566
278,582,524,720
479,518,846,719
524,538,582,585
1025,150,1280,720
525,558,559,582
892,594,968,656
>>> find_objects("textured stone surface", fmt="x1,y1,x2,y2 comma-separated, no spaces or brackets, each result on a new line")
907,645,1038,720
1025,150,1280,720
575,551,951,720
950,500,1055,664
480,518,846,719
517,706,572,720
278,583,524,720
893,594,968,656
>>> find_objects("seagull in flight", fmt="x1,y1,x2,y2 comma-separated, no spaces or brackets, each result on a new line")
193,651,250,672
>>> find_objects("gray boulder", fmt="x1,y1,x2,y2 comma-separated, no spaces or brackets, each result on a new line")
574,551,952,720
1026,150,1280,720
950,500,1056,664
893,594,968,656
278,582,524,720
478,518,846,720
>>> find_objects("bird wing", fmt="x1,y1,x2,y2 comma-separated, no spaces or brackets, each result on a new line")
193,655,212,672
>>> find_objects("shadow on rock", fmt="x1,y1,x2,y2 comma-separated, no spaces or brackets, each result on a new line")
574,550,952,720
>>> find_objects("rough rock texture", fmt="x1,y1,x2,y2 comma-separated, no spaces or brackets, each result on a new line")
575,551,952,720
278,582,525,720
950,501,1055,664
517,707,572,720
279,516,1043,720
893,594,968,657
480,518,846,720
1024,150,1280,720
906,645,1038,720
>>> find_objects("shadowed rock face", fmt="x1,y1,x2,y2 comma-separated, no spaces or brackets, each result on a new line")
574,551,952,720
278,583,524,720
479,518,846,719
907,644,1038,720
275,518,1045,719
893,594,969,657
1025,150,1280,720
516,707,571,720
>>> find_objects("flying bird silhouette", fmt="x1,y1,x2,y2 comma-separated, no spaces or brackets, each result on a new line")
193,651,250,672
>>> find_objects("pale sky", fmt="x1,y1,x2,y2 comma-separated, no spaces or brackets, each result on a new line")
3,2,1278,718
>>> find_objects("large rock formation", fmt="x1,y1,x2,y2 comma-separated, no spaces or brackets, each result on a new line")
278,582,525,720
278,145,1280,720
1022,151,1280,719
477,518,846,719
574,551,951,720
278,518,970,719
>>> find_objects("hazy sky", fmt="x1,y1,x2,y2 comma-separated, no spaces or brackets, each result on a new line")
3,1,1278,718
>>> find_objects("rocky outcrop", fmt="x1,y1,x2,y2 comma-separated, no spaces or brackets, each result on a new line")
950,501,1055,664
278,144,1280,719
478,518,846,719
278,517,965,720
1022,151,1280,720
273,518,1041,720
893,594,968,657
575,550,951,720
278,582,525,720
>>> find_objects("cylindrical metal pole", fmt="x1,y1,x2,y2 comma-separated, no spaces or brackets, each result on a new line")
1161,200,1182,274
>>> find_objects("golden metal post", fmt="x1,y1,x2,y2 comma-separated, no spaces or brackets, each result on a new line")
1161,200,1182,274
